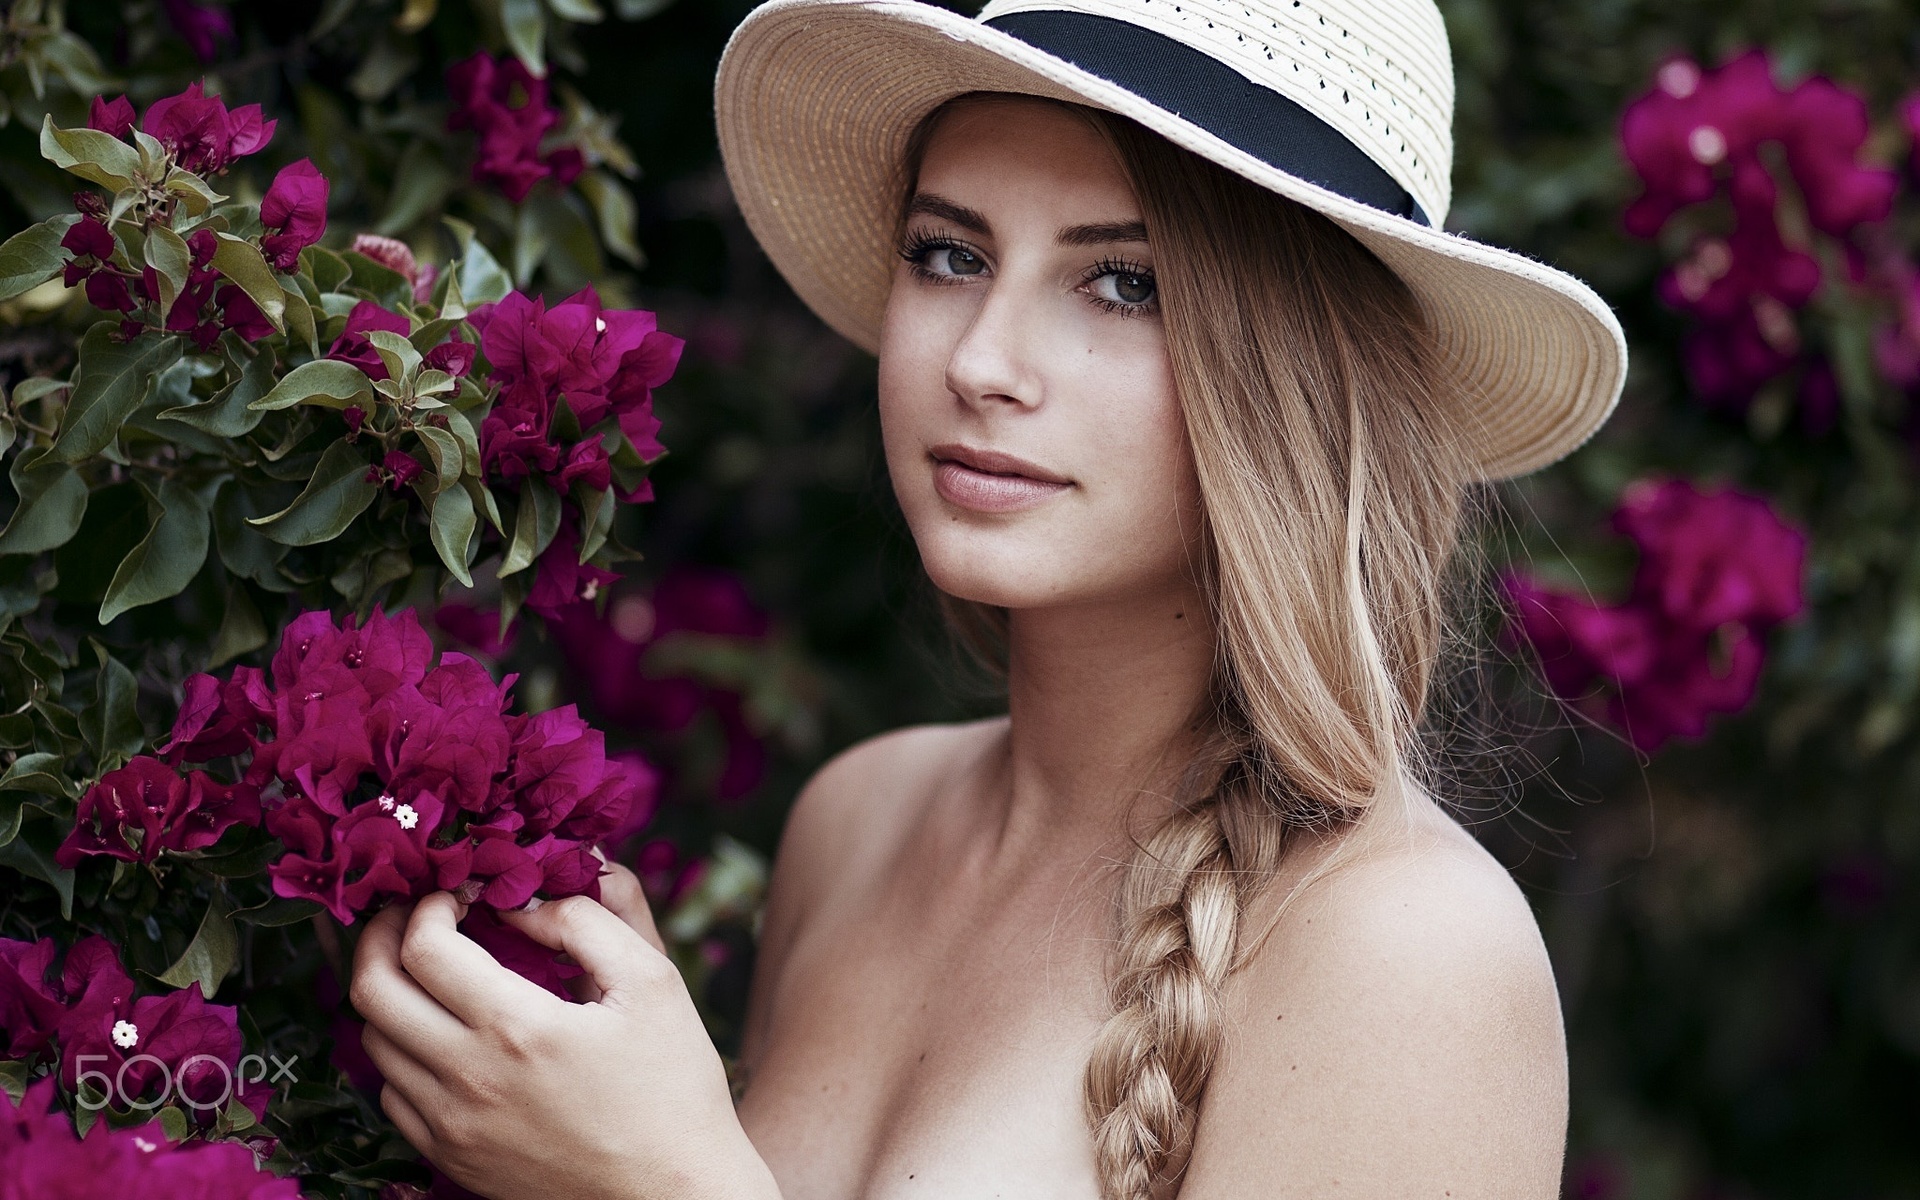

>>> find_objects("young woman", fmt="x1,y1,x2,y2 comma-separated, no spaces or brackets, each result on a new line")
349,2,1628,1198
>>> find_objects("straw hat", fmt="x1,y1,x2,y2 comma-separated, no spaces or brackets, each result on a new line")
713,0,1628,480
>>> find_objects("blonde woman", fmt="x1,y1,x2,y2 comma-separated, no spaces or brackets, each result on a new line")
349,1,1627,1197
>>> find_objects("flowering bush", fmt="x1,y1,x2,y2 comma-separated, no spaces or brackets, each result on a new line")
1507,479,1807,750
0,4,749,1195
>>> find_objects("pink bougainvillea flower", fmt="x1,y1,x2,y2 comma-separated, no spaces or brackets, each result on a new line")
458,907,584,1000
1622,51,1895,239
349,233,440,304
159,0,236,63
259,158,329,271
1613,479,1807,631
367,450,423,491
54,756,261,867
424,336,475,378
58,975,269,1120
1506,480,1807,752
527,525,621,620
141,82,276,175
0,937,65,1059
444,52,586,203
547,569,772,803
633,837,707,908
87,94,136,139
215,284,274,342
324,300,411,380
1,1077,301,1197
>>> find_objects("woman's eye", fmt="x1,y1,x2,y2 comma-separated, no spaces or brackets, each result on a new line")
1087,269,1157,309
933,246,984,276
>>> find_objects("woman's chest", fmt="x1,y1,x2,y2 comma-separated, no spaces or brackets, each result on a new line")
737,874,1115,1200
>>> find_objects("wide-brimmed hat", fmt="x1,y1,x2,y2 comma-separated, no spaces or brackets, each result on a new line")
713,0,1627,480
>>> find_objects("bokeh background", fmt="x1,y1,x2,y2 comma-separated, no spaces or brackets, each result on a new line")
2,0,1917,1195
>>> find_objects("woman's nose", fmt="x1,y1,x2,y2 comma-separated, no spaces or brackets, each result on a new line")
942,271,1045,411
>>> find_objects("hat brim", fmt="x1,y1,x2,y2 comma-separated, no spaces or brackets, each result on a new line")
713,0,1627,481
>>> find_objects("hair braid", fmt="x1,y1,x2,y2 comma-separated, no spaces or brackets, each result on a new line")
1084,725,1264,1200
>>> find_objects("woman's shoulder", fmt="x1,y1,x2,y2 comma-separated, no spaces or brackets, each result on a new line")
1184,800,1568,1197
751,718,1006,954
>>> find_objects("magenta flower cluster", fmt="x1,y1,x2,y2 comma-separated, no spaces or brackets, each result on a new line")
0,1078,293,1199
65,86,327,346
466,286,681,616
1507,479,1807,751
445,52,586,204
145,607,658,925
0,936,268,1123
1622,51,1897,412
549,569,772,803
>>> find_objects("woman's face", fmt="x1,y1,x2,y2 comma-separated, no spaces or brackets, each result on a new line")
878,96,1202,613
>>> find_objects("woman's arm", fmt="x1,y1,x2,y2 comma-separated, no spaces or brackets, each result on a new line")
351,890,782,1200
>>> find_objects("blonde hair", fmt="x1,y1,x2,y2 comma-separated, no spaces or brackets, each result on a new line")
899,95,1475,1200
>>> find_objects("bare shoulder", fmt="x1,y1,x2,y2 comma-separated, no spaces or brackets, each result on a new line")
1182,798,1567,1199
736,717,1005,1066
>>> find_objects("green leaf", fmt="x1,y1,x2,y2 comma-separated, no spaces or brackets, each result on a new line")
511,195,552,287
576,484,614,563
160,347,275,438
449,409,484,476
415,424,463,489
302,245,352,295
154,894,238,1000
0,214,82,302
612,0,676,16
99,478,211,624
247,440,379,546
162,169,227,217
250,359,374,413
213,482,292,589
282,284,319,357
548,0,603,19
341,250,413,309
0,446,88,556
446,217,512,305
365,329,423,383
50,328,183,464
12,376,73,407
80,642,144,766
430,485,477,587
0,1059,27,1103
209,580,268,667
0,817,76,918
463,475,504,533
376,141,456,237
499,477,560,577
211,233,287,334
502,0,548,74
39,115,142,191
143,225,191,326
577,171,643,266
0,752,74,798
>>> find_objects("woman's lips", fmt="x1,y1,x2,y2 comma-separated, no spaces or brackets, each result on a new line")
929,446,1072,514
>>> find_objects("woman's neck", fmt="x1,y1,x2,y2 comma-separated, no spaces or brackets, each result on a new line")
994,578,1217,850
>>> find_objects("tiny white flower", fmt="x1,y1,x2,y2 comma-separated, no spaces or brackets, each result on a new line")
1658,60,1701,99
133,1136,158,1153
112,1019,138,1049
394,802,419,831
595,316,607,333
377,792,397,811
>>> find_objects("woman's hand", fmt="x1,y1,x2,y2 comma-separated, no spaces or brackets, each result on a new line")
349,875,777,1200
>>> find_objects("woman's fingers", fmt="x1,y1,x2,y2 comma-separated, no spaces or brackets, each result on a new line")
360,1022,442,1110
351,901,473,1056
379,1078,436,1157
498,895,666,1009
596,856,666,953
396,892,558,1027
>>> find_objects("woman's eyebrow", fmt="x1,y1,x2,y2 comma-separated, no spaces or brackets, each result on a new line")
905,192,991,234
1056,220,1149,247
